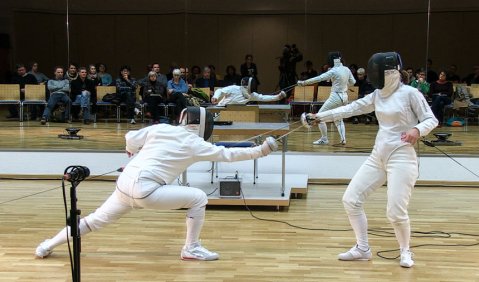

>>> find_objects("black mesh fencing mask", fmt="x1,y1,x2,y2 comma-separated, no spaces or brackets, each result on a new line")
179,106,214,140
367,52,403,89
328,51,342,67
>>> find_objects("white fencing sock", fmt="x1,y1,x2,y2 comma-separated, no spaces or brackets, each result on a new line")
318,122,328,140
348,212,370,251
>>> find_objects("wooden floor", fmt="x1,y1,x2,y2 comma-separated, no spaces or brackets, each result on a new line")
0,180,478,281
0,119,478,155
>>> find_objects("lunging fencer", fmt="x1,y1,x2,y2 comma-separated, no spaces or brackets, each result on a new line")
303,52,438,267
35,107,278,261
297,51,356,145
211,77,286,106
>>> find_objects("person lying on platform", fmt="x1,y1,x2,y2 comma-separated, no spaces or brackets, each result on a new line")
35,107,278,261
211,77,286,106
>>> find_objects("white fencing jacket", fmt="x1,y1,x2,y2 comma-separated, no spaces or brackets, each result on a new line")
303,60,356,93
122,124,265,198
316,71,438,161
212,85,281,106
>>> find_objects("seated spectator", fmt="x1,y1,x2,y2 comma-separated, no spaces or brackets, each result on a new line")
410,69,430,98
9,63,38,119
446,64,461,83
209,64,222,81
180,67,193,87
97,63,113,86
167,68,189,121
352,68,376,124
426,59,438,83
430,70,454,126
189,65,201,82
40,66,71,124
141,71,167,124
71,67,96,124
116,65,138,124
463,65,479,85
64,63,78,81
222,65,241,86
28,62,49,84
405,67,415,85
195,66,216,90
87,64,102,86
300,60,318,80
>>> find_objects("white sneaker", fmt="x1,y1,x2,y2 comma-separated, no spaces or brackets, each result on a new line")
340,140,346,145
181,242,219,261
338,245,372,261
312,138,329,145
130,118,136,124
35,240,52,258
400,249,414,268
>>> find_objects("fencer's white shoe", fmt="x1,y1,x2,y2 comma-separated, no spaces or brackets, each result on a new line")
181,242,219,261
338,245,372,261
279,91,287,99
340,139,346,145
35,240,52,258
130,118,136,124
399,249,414,268
312,138,329,145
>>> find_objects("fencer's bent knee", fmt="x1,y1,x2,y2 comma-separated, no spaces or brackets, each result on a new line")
186,189,208,218
342,193,362,214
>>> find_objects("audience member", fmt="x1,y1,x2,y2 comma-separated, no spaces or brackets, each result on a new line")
463,65,479,85
8,63,38,119
430,70,454,126
195,66,216,90
410,68,430,98
300,60,318,80
405,67,415,84
141,71,167,124
352,67,376,124
240,54,260,85
167,68,189,121
426,59,438,83
152,63,168,87
446,64,461,83
223,65,241,86
180,67,194,87
71,67,96,124
209,65,222,81
116,65,138,124
349,64,359,81
190,65,202,82
28,62,49,84
87,64,102,86
64,63,78,81
278,44,303,97
40,66,71,124
97,63,113,86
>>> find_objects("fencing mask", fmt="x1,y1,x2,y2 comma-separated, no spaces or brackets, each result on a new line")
328,51,342,67
367,52,403,89
240,77,257,99
178,106,214,140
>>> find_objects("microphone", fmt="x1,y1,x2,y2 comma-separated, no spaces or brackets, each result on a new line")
64,166,90,182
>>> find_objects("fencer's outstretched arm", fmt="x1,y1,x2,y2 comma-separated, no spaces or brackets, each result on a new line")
313,93,376,122
191,135,278,162
298,71,334,86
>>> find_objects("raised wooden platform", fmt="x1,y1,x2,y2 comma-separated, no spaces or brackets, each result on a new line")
186,172,308,208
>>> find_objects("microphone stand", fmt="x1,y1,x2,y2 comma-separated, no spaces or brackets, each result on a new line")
70,179,81,282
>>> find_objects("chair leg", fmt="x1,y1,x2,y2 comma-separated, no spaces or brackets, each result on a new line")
210,161,214,184
253,159,257,184
116,106,121,123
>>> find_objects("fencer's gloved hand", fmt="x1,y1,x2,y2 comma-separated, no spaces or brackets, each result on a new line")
261,136,279,156
297,80,306,87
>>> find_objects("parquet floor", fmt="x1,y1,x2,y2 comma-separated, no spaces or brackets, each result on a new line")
0,180,478,281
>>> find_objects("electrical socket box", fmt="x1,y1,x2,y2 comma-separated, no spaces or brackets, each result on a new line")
219,178,241,198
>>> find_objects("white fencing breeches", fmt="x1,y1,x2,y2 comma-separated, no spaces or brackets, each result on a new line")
46,175,208,250
317,92,348,141
342,146,418,249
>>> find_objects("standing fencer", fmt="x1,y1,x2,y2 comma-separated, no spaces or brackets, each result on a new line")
211,77,286,106
304,52,437,267
298,52,356,145
35,107,278,261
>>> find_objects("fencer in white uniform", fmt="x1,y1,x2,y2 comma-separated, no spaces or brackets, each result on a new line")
298,52,356,145
35,107,278,261
305,52,438,267
211,77,286,106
